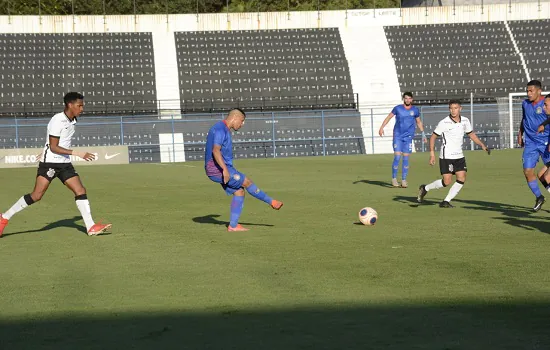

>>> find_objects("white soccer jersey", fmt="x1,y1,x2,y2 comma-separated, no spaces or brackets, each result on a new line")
41,112,77,163
433,115,473,160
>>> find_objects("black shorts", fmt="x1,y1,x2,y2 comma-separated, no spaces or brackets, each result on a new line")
439,157,467,175
37,162,79,183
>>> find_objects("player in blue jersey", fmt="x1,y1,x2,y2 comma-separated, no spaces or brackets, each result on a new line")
379,92,427,188
535,94,550,193
518,80,550,211
204,108,283,232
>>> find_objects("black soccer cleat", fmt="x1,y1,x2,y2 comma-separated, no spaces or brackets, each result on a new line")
417,185,427,203
439,201,454,208
533,195,545,212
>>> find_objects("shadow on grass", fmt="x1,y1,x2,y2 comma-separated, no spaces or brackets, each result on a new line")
353,179,396,188
0,302,548,349
3,216,88,237
192,214,274,227
394,195,550,235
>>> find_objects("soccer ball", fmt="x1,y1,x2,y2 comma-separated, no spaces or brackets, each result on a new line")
358,207,378,226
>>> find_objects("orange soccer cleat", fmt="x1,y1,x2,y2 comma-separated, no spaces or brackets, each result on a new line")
87,222,112,236
227,224,249,232
0,214,8,237
271,200,283,210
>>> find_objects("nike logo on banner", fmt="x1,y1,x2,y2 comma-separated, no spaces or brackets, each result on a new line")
104,153,120,160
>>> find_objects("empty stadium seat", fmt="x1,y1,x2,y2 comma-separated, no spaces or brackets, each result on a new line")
384,22,525,104
509,19,550,88
174,28,355,113
0,32,158,117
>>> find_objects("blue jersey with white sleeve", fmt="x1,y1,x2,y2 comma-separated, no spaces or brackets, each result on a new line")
392,104,420,139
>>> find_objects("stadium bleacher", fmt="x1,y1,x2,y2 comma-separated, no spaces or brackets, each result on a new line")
0,32,157,117
508,19,550,85
174,28,356,113
384,22,525,104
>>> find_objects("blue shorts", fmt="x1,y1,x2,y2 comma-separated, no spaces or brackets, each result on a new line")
522,143,550,169
208,167,246,195
393,136,413,154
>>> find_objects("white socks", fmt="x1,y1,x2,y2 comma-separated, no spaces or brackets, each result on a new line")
425,179,465,203
3,195,32,220
75,196,95,231
444,181,464,202
425,179,445,191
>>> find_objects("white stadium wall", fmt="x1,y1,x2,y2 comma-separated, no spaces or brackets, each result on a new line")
0,2,549,154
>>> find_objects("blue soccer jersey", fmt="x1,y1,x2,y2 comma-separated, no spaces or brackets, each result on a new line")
522,98,549,145
205,121,234,171
521,97,550,169
392,104,420,138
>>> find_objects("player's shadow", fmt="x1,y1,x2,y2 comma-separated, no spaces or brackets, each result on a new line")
353,179,395,188
192,214,274,227
392,195,439,207
3,216,88,237
393,195,550,235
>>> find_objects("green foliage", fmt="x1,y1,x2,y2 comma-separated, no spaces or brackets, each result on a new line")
0,0,399,16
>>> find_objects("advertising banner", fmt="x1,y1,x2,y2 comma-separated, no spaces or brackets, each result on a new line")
0,145,129,168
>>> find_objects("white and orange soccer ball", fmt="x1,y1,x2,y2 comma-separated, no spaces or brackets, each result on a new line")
358,207,378,226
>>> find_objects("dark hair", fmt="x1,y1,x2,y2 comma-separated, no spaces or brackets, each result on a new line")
545,94,550,99
527,80,542,89
230,108,246,118
64,92,84,106
402,92,413,98
448,99,461,107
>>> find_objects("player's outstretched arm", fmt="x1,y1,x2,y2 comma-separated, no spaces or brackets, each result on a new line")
212,145,230,184
468,132,490,154
416,117,427,143
48,135,95,161
378,112,395,137
429,133,438,165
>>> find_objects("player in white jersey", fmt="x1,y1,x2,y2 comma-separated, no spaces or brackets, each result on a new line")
0,92,112,237
417,100,490,208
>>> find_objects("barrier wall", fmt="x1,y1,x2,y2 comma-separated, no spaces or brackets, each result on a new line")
0,104,508,164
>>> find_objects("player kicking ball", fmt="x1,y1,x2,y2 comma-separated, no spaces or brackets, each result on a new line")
417,100,490,208
0,92,112,237
204,108,283,232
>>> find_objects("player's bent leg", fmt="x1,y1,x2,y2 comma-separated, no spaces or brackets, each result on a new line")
0,176,49,236
537,165,550,193
523,167,545,211
64,176,111,235
392,151,402,187
242,176,283,210
544,164,550,187
418,178,446,203
401,152,410,187
441,171,466,208
30,175,52,202
228,189,248,232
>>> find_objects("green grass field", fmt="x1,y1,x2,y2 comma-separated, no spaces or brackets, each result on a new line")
0,148,549,349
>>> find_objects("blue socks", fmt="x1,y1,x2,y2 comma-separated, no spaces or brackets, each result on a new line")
528,180,542,197
246,183,272,205
392,154,401,179
229,195,245,228
402,155,409,180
